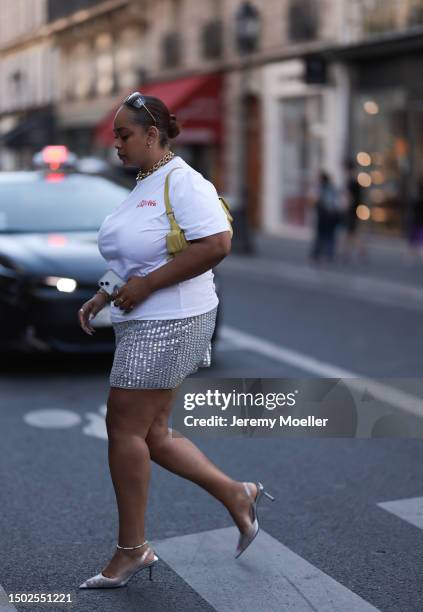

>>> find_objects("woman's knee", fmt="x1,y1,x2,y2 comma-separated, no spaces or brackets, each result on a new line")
145,417,172,452
105,387,175,439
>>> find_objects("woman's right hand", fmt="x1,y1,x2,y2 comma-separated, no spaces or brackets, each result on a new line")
78,292,109,336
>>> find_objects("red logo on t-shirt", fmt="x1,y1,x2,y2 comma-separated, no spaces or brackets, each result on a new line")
137,200,157,208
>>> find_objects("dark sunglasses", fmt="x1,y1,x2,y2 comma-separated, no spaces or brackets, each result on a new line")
123,92,157,125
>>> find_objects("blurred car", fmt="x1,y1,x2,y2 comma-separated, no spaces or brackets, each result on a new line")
0,146,223,353
0,146,130,353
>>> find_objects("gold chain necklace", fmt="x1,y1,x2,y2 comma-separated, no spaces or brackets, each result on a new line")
136,150,175,182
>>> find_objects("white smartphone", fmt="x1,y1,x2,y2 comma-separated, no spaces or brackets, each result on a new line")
98,270,125,296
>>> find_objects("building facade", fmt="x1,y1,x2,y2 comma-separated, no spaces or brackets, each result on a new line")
3,0,421,237
0,0,344,234
340,0,423,237
0,0,58,169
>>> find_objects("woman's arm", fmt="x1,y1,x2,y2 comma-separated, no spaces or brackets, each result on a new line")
111,231,231,312
146,231,231,292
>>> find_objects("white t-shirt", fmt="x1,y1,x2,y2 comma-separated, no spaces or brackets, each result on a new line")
97,155,231,322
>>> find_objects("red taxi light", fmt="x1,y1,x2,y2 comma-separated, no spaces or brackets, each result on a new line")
46,173,65,182
47,234,68,246
42,146,69,168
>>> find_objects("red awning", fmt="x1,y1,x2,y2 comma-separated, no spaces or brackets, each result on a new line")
95,73,223,147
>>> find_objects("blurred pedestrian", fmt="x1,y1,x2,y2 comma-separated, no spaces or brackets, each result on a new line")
309,171,341,263
77,92,274,589
340,160,367,263
405,180,423,263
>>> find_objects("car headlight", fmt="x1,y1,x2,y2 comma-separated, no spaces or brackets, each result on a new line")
43,276,78,292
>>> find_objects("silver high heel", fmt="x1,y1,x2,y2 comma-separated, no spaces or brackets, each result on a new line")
79,540,159,589
235,482,275,559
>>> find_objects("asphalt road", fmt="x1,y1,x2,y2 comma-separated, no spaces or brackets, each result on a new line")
1,250,423,612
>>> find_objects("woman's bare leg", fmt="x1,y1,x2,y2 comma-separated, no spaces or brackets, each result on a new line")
101,386,175,577
101,385,257,578
145,388,257,534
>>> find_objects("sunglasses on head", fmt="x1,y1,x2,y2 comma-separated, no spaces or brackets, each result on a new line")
123,92,157,125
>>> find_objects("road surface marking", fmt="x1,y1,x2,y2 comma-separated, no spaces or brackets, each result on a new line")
0,586,17,611
222,326,423,418
213,337,241,352
23,409,81,428
82,405,107,440
378,496,423,530
152,527,380,612
222,257,423,311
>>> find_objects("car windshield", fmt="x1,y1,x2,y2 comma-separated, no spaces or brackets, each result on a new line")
0,174,130,232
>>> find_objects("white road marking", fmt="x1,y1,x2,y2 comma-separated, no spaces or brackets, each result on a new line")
0,586,17,611
213,337,241,352
23,409,81,428
152,527,380,612
222,326,423,418
222,256,423,311
378,497,423,530
82,405,107,440
23,405,108,439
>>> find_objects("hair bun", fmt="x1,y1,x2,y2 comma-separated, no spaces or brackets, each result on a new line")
168,114,181,139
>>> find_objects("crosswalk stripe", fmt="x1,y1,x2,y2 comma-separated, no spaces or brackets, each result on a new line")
213,337,241,352
152,527,380,612
0,586,17,611
377,496,423,530
221,325,423,418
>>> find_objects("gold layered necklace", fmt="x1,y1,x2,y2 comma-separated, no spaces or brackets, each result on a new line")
136,150,175,182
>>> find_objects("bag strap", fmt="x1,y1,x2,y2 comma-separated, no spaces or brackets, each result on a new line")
164,167,184,232
218,196,234,235
165,166,234,237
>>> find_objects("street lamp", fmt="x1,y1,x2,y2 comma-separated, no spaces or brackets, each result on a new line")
234,1,260,254
235,1,260,55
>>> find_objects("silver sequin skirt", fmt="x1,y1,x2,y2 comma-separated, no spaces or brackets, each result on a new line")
109,306,218,389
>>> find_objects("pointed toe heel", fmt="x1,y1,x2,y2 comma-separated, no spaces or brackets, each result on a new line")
79,540,159,589
263,490,275,502
234,481,276,559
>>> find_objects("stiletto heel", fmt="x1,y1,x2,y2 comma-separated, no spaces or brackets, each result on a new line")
234,481,275,559
263,490,275,502
79,540,159,589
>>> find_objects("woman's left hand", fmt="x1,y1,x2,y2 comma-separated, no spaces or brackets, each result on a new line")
111,276,152,313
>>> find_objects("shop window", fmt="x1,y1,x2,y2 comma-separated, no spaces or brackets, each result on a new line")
47,0,103,22
360,0,397,35
288,0,319,42
201,20,224,59
162,32,182,68
409,0,423,26
351,88,407,234
279,95,324,226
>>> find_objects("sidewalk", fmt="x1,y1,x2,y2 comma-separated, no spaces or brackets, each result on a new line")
247,230,423,289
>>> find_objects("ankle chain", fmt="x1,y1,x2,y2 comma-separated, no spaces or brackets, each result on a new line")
117,539,148,550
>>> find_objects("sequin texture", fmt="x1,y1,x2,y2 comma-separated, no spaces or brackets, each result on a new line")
109,306,217,389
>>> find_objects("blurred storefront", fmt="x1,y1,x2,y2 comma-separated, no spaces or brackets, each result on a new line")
336,34,423,236
94,72,224,187
55,95,121,157
261,59,342,238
